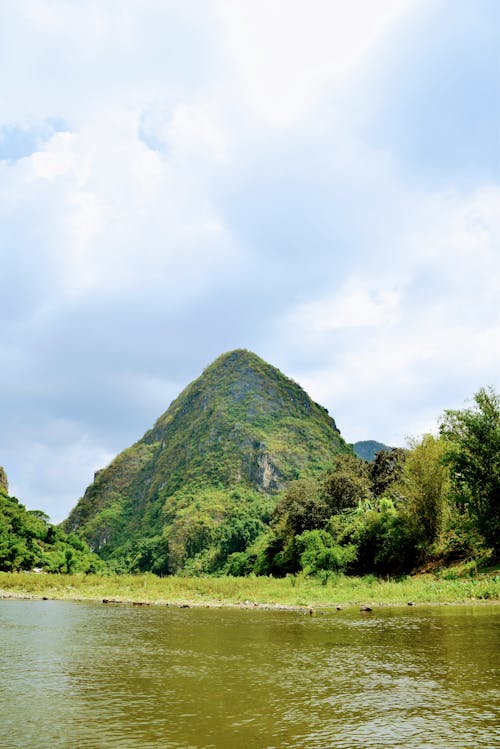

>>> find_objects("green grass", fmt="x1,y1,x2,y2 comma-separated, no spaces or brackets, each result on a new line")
1,570,498,608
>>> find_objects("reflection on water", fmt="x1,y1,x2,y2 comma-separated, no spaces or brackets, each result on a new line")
0,600,498,748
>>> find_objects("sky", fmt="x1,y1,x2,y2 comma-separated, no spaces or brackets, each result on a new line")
1,0,498,522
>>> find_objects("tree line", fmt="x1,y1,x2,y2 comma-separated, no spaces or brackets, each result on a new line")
224,387,499,577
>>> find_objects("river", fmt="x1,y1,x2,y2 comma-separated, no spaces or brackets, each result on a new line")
0,600,498,748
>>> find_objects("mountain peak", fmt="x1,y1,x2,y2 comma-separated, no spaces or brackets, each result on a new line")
206,348,261,367
202,349,286,384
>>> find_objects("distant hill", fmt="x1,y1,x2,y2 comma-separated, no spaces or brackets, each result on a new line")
353,440,392,462
63,349,352,573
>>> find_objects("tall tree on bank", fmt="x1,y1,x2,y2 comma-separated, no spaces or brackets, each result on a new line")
370,448,407,497
398,435,450,549
440,387,500,555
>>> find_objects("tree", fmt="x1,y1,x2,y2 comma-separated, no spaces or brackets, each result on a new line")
321,454,372,515
440,387,500,554
398,434,450,548
370,448,407,497
295,529,357,575
272,479,328,538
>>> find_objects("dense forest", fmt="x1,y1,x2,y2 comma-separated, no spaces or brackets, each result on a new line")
1,382,498,577
230,386,498,578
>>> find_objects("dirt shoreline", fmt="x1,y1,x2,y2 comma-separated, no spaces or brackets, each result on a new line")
1,589,498,611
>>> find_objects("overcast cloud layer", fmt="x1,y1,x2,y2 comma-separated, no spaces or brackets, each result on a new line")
1,0,498,521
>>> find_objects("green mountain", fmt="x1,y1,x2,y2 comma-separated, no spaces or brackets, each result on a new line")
0,467,103,573
353,440,391,462
64,349,352,573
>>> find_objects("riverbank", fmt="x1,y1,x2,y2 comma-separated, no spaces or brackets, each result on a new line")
1,569,498,609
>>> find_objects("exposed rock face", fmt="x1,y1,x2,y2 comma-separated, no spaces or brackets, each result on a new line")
63,349,351,567
0,467,8,494
254,446,282,491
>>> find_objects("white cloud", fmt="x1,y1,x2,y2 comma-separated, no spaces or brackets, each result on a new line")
30,131,75,179
289,283,402,332
166,104,229,161
275,182,500,444
215,0,415,125
7,420,115,522
4,105,238,301
298,312,500,444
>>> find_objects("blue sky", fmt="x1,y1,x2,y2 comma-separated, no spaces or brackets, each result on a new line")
0,0,498,521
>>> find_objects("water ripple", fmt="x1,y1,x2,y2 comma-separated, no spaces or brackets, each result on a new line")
0,601,498,749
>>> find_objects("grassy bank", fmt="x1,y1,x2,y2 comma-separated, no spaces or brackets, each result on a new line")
1,569,498,608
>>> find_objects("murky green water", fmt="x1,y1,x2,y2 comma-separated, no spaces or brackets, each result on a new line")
0,601,498,748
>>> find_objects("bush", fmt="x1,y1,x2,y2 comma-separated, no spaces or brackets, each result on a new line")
295,529,357,575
